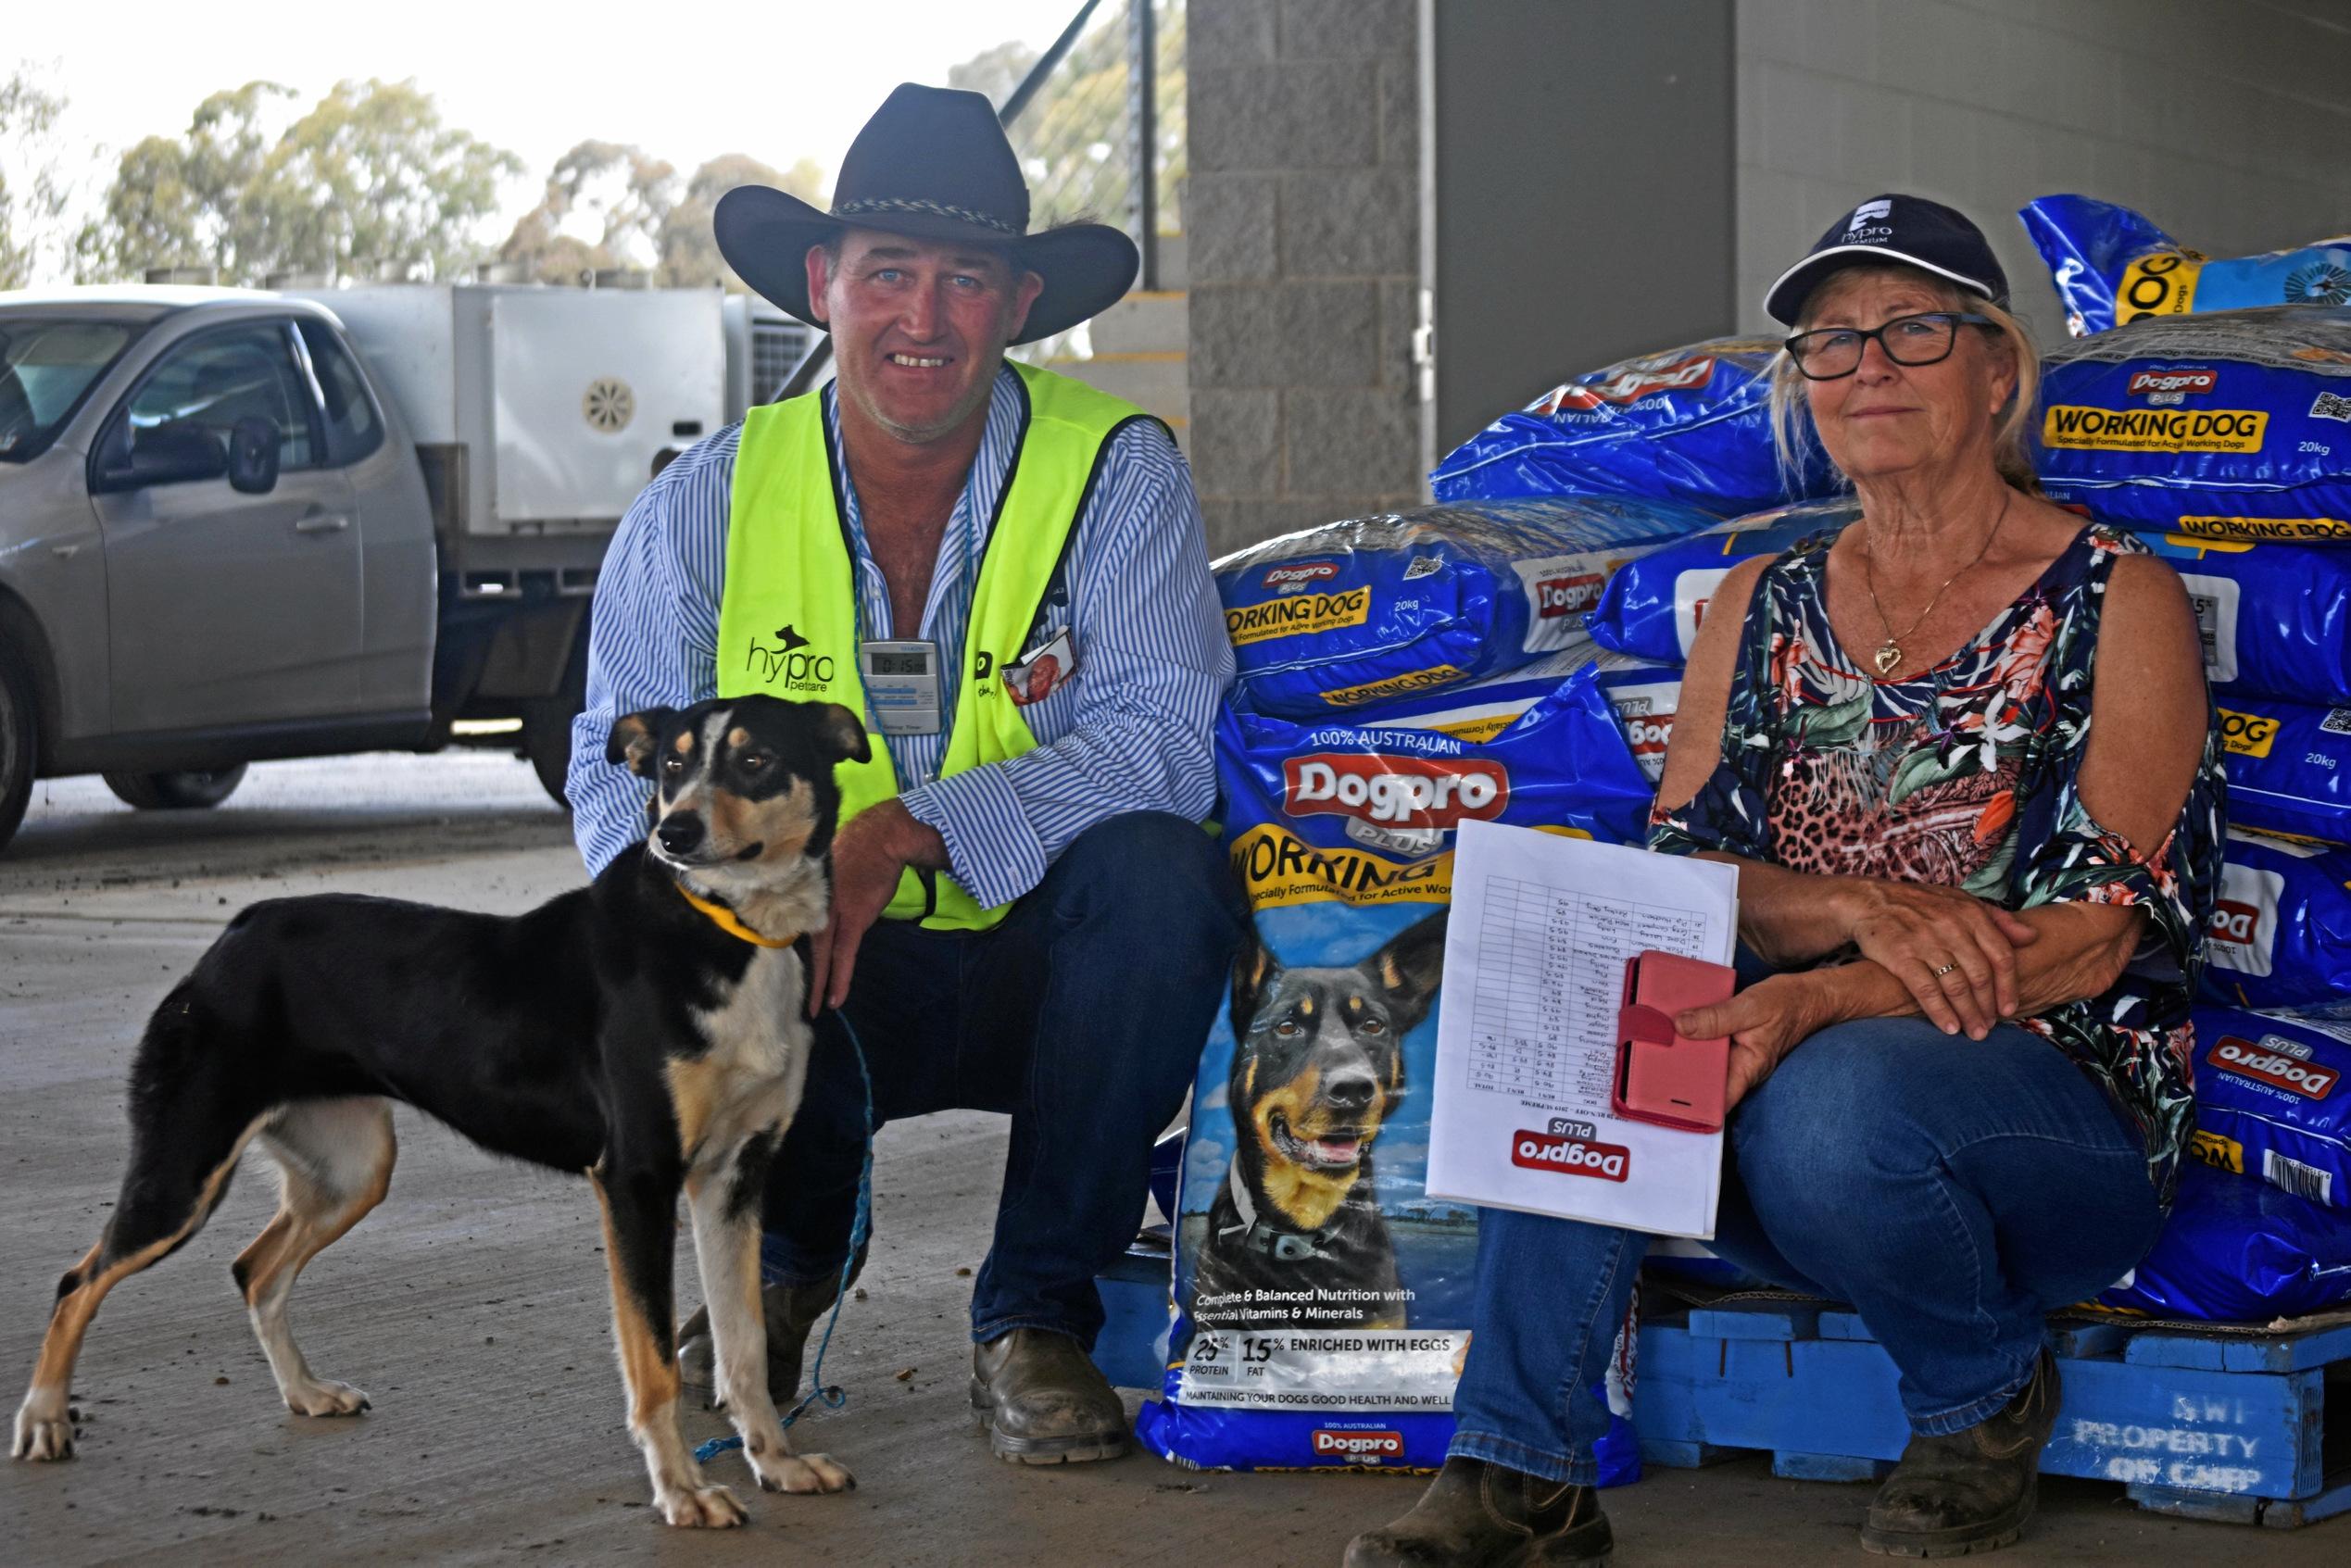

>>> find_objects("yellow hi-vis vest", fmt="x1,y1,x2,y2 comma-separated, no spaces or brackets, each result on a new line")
717,360,1160,931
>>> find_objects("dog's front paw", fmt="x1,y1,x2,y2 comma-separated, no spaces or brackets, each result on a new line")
657,1482,748,1528
12,1399,75,1462
283,1379,371,1418
753,1450,854,1494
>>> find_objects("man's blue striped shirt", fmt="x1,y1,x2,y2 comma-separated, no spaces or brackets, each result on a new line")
567,366,1233,908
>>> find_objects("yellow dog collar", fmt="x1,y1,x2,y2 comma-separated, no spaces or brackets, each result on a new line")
678,886,795,949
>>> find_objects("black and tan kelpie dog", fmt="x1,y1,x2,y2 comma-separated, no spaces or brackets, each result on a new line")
1191,912,1448,1329
12,695,866,1529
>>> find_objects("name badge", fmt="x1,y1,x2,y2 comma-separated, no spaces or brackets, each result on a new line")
1002,626,1077,707
860,640,941,735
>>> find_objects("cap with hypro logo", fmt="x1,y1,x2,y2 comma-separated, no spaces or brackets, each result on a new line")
1765,194,2010,326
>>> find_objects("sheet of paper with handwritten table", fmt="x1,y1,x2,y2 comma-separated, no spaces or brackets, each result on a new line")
1426,821,1739,1239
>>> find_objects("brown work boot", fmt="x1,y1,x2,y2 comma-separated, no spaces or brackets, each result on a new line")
1344,1455,1613,1567
969,1327,1129,1464
1860,1349,2062,1558
677,1252,863,1410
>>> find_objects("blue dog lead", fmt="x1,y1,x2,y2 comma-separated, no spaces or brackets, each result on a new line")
693,1010,874,1467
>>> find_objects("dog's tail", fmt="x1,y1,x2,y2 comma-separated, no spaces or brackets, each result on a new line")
107,977,277,1264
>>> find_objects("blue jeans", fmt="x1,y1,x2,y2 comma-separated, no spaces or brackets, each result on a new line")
1450,1015,2168,1485
758,810,1244,1348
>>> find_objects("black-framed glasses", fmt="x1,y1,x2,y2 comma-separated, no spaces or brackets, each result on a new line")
1783,310,1994,381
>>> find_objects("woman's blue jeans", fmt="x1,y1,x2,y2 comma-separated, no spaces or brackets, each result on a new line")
1449,1015,2168,1486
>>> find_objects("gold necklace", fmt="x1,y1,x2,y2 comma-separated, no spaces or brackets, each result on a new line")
1859,491,2012,676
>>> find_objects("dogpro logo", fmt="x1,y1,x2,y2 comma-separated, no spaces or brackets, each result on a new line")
2209,898,2263,947
1536,571,1606,620
1511,1130,1630,1182
1621,713,1675,767
1537,356,1716,413
1263,560,1342,596
2218,708,2279,757
1226,587,1372,647
2209,1036,2341,1100
1284,754,1510,830
2206,859,2283,978
1312,1429,1405,1461
2128,367,2218,406
2043,405,2267,455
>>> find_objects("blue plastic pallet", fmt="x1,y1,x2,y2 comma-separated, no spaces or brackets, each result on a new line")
1634,1300,2351,1528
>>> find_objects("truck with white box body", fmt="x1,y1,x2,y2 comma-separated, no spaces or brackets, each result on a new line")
0,280,771,850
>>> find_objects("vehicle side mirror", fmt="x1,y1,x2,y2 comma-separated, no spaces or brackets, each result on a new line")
227,417,280,495
97,424,229,491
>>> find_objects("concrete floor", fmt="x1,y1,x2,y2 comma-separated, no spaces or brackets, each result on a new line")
0,753,2341,1565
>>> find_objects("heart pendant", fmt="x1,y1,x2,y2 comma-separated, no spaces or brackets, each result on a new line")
1872,643,1903,675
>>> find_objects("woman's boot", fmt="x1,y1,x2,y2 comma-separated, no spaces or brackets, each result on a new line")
1860,1349,2061,1557
1344,1455,1612,1567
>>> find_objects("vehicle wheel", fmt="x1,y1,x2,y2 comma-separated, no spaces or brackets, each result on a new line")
0,649,35,853
521,628,589,811
102,765,248,811
522,710,573,809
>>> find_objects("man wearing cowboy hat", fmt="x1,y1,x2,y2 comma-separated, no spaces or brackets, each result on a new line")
567,83,1242,1465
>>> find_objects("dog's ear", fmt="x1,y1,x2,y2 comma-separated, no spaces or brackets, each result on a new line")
1230,928,1280,1033
811,702,871,766
607,709,673,776
1364,910,1449,1032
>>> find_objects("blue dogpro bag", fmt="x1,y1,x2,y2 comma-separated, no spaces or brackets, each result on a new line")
1213,496,1714,720
1584,500,1861,664
2129,533,2351,707
1135,674,1653,1479
1361,650,1687,788
2210,699,2351,847
2020,193,2351,338
1429,336,1836,515
2094,1159,2351,1323
2200,831,2351,1019
2189,1006,2351,1212
2034,305,2351,543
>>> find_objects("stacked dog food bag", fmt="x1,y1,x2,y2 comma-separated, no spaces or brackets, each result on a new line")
2018,195,2351,1321
1137,495,1720,1477
1143,195,2351,1479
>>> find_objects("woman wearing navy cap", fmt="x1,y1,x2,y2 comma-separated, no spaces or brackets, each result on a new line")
1345,197,2224,1564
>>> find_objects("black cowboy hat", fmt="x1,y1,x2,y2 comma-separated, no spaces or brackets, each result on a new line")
714,83,1138,346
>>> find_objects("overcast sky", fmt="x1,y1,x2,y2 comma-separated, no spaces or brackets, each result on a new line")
7,0,1087,271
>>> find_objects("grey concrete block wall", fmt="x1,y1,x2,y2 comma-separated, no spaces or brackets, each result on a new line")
1187,0,1423,558
1186,0,2351,558
1736,0,2351,345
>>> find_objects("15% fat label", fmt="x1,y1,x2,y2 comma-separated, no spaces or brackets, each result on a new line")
1176,1328,1468,1411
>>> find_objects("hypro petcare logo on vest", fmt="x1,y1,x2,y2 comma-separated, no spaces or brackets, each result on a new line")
745,623,836,694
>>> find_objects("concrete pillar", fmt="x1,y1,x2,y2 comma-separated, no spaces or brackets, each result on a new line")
1187,0,1424,558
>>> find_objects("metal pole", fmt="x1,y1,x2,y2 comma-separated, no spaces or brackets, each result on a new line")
1128,0,1160,293
778,0,1107,401
1002,0,1106,126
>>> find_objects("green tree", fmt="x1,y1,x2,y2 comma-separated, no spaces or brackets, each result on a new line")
257,79,522,279
79,79,520,283
948,41,1037,114
657,153,823,290
949,3,1186,237
499,139,680,284
78,82,291,280
0,67,72,288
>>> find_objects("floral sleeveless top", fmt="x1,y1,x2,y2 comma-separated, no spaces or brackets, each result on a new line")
1649,521,2226,1203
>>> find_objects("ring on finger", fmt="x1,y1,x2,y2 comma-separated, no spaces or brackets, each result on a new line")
1932,960,1958,977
